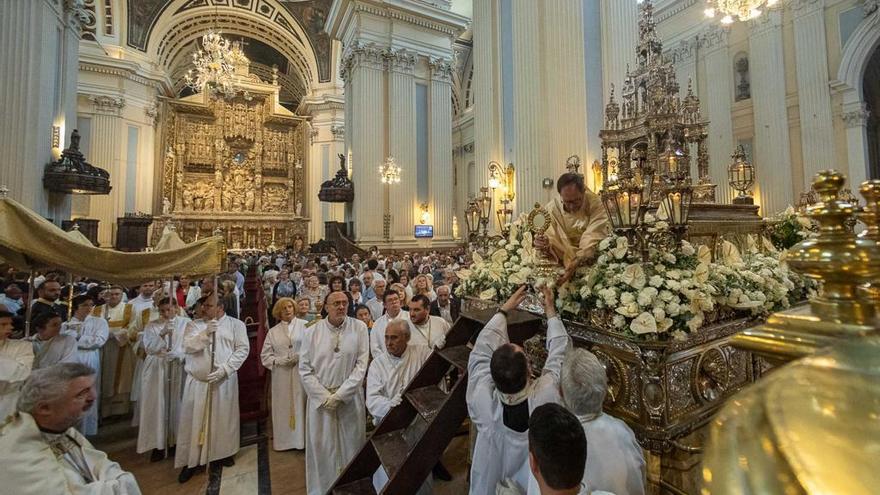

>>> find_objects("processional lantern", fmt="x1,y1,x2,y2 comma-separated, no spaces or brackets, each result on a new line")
488,161,516,235
464,200,481,241
727,145,755,205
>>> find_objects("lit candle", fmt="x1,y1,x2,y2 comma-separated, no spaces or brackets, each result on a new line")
620,192,631,226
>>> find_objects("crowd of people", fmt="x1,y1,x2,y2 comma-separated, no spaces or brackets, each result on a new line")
0,234,646,495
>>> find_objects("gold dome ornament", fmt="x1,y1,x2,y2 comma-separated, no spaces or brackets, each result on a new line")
702,337,880,495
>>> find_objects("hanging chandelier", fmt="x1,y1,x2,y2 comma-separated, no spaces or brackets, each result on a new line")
183,30,249,98
378,156,401,185
704,0,780,23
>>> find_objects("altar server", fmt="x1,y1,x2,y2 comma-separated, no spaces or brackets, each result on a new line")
557,348,646,495
260,297,308,451
0,310,33,420
299,291,369,495
175,295,249,483
369,290,410,357
60,295,109,435
127,282,158,422
29,312,77,369
92,285,135,417
467,285,570,495
0,363,141,494
137,297,190,462
366,318,432,494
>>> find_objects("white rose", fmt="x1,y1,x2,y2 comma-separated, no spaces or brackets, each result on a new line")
666,301,681,316
659,290,674,302
620,292,636,305
599,237,612,251
613,315,627,328
630,312,658,334
649,275,663,288
665,279,681,291
681,241,696,256
666,270,681,280
652,307,666,321
663,253,677,264
687,312,705,332
637,287,658,306
671,330,688,341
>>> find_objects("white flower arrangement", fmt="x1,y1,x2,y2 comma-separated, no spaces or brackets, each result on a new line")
457,216,814,341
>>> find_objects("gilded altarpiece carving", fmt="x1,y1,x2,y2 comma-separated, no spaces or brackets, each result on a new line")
157,85,307,250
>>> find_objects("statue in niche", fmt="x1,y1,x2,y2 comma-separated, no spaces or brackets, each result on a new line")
295,200,303,217
245,189,255,211
182,187,194,210
163,197,172,216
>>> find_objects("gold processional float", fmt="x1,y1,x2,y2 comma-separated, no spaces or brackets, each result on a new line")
462,1,879,493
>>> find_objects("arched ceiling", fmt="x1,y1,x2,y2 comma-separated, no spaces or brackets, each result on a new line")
127,0,333,83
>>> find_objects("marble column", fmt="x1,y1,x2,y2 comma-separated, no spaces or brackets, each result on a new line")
302,92,346,242
601,0,640,104
342,44,387,244
511,0,545,213
0,0,80,219
472,0,503,196
85,95,125,246
842,102,872,187
702,25,735,204
388,50,417,239
429,58,454,240
749,11,793,215
792,0,835,190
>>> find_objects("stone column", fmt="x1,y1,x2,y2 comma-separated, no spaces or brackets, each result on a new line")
429,58,455,241
702,25,735,204
301,92,345,242
749,11,793,215
84,95,125,246
0,0,80,219
388,50,417,239
792,0,835,190
842,103,872,188
511,0,545,213
472,0,503,195
601,0,640,104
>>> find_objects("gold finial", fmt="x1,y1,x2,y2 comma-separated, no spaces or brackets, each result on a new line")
859,180,880,241
565,155,582,175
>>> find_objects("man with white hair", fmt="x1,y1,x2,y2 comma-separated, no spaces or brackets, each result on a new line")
558,348,645,495
0,363,141,493
366,279,387,321
366,319,432,493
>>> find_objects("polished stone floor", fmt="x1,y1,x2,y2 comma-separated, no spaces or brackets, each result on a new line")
92,419,471,494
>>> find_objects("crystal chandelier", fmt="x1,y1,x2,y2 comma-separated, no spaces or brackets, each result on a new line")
183,30,249,98
704,0,780,24
378,156,401,185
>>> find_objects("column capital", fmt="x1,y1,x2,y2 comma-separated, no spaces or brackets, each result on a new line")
700,23,730,52
145,101,159,127
666,37,700,64
387,48,417,75
88,95,126,115
842,103,871,128
749,10,783,35
789,0,824,16
339,41,387,83
865,0,879,17
429,57,454,82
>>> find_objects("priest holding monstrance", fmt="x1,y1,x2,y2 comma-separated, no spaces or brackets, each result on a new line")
534,171,609,283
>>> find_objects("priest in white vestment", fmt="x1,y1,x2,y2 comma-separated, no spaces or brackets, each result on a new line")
0,363,141,494
299,291,369,495
92,286,135,418
175,295,249,483
467,286,570,495
0,310,33,420
407,295,449,349
127,283,159,424
137,297,190,462
60,295,109,436
367,319,432,494
261,297,308,451
554,348,646,495
29,312,77,369
369,290,410,357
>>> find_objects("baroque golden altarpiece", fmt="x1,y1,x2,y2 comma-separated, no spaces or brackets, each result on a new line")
155,73,308,250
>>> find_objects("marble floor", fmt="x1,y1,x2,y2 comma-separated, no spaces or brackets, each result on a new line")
92,419,471,494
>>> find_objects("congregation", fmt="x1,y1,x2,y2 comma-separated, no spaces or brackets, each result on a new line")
0,239,645,495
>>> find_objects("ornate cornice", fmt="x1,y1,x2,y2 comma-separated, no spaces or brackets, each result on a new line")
79,61,166,91
789,0,824,17
88,95,126,114
842,104,871,128
352,3,464,37
656,0,699,23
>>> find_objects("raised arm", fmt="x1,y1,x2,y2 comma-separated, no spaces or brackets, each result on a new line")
534,286,570,404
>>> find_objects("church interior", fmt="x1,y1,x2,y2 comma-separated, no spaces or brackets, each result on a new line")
0,0,879,494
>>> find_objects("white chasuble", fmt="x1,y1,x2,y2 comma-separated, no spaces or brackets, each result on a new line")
0,412,141,494
466,314,570,495
298,317,369,495
0,339,33,421
260,318,309,451
366,345,432,495
136,316,190,453
61,315,110,436
174,315,249,469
